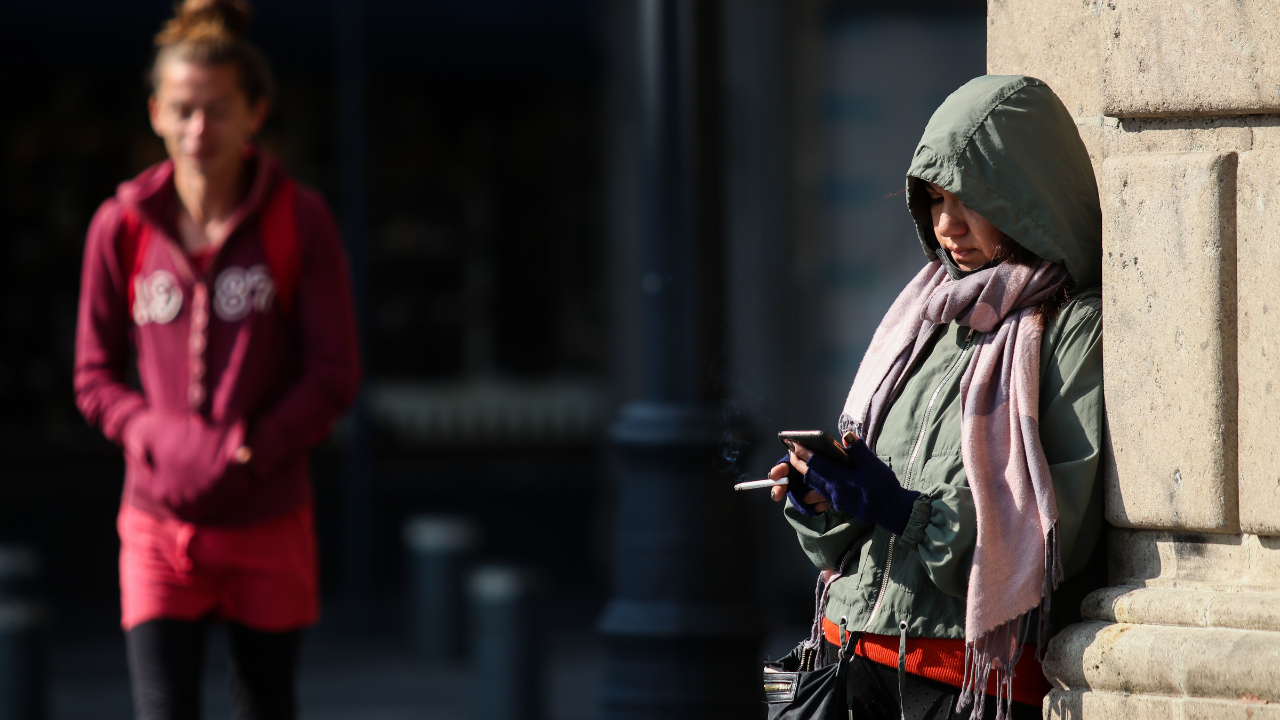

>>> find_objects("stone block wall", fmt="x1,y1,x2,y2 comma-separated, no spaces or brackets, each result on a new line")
989,0,1280,717
1102,151,1238,532
1238,149,1280,536
1102,0,1280,118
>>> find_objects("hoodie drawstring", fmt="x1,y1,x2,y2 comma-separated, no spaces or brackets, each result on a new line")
898,619,909,720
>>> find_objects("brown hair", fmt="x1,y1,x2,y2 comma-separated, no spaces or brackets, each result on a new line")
151,0,274,106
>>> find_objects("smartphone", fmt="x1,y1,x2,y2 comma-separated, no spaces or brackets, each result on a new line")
733,430,855,492
778,430,855,466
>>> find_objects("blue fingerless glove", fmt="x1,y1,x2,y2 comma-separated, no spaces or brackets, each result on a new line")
774,455,819,515
803,440,921,535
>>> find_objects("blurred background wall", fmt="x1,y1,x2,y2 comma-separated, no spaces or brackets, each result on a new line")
0,0,984,715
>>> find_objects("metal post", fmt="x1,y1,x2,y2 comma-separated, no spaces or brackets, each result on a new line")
0,547,44,720
403,516,477,659
599,1,759,718
334,0,373,627
470,566,539,720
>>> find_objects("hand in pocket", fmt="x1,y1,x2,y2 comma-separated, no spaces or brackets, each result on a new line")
143,414,251,517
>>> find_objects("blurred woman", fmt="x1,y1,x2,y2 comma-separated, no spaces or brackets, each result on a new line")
769,75,1105,720
74,1,360,716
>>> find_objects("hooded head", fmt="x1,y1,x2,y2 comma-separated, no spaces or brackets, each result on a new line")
905,75,1102,288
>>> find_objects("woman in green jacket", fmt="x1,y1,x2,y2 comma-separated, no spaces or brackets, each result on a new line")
768,75,1105,720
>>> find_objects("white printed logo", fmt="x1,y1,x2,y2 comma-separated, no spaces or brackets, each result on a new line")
214,265,276,322
132,270,183,326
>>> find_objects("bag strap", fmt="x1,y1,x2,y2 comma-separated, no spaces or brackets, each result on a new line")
259,178,301,316
119,206,152,322
802,544,859,666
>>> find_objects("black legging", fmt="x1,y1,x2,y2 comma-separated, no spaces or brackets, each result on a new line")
126,619,300,720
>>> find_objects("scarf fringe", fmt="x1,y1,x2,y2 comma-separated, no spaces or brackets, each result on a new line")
803,571,831,653
804,545,858,656
957,522,1062,720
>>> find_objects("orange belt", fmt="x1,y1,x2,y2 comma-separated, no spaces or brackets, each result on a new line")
821,617,1051,707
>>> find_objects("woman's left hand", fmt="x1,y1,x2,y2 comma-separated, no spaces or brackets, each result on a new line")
802,439,922,536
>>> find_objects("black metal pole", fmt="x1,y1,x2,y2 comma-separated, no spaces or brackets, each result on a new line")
334,0,373,627
599,1,759,718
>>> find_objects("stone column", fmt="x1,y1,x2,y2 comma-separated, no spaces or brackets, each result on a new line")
989,0,1280,716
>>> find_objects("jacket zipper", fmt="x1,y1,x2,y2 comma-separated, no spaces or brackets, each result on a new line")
861,327,976,632
903,327,976,489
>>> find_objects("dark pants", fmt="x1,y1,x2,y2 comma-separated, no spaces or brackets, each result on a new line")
126,619,301,720
821,641,1041,720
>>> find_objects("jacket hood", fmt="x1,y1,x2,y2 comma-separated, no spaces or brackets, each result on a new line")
115,147,287,236
905,75,1102,287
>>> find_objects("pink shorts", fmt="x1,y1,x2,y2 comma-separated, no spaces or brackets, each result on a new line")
118,503,319,632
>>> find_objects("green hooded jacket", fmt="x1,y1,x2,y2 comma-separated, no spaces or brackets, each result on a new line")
786,75,1105,640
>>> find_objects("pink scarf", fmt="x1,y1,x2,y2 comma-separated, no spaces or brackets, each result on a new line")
838,259,1069,720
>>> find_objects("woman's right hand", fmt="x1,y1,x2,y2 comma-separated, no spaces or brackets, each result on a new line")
769,455,830,512
130,414,255,520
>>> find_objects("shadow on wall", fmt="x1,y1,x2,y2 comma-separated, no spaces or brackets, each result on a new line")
1044,675,1087,720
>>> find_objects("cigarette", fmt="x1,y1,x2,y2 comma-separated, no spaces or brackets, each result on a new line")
733,478,789,491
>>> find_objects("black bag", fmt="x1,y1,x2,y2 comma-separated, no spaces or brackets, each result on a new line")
763,548,859,720
763,622,860,719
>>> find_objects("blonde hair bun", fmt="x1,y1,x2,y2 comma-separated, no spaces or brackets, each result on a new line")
155,0,253,46
150,0,273,105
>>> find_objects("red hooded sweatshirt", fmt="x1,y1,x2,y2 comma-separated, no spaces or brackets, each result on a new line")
75,151,361,526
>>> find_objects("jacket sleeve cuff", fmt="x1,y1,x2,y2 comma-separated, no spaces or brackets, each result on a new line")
872,481,919,536
896,483,977,598
897,493,937,546
107,397,150,446
118,406,155,462
784,498,866,570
